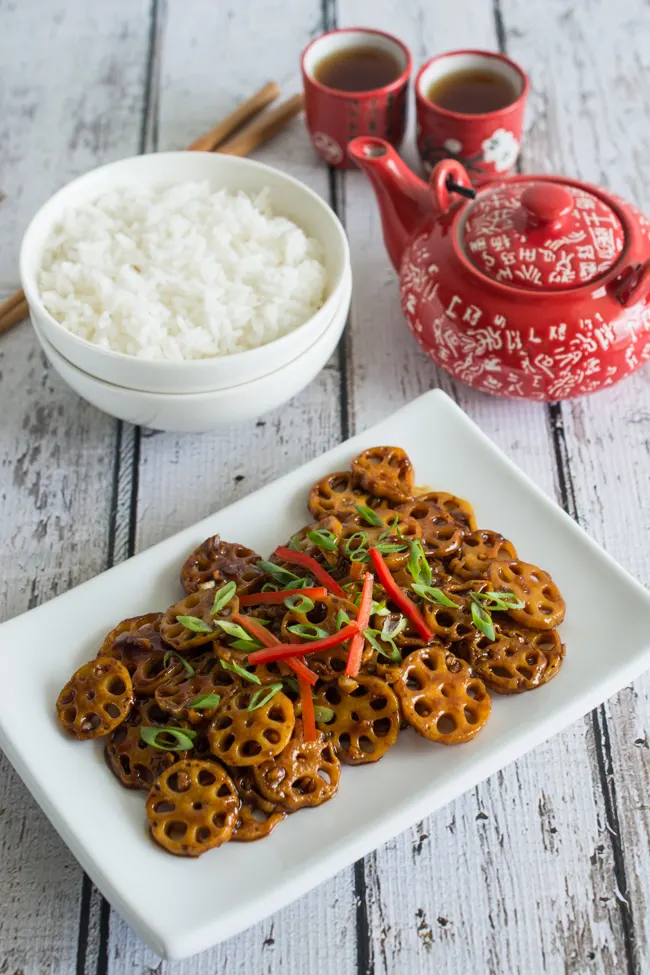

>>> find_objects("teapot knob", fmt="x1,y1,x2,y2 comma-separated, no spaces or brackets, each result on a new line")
521,184,574,229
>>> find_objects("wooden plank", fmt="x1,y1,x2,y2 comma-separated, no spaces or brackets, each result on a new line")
99,1,358,971
338,0,630,971
0,1,152,972
501,0,650,968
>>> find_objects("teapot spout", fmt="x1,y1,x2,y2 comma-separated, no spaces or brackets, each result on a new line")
348,137,432,271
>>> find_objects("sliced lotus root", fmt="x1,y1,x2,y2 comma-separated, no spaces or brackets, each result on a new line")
499,620,566,666
181,535,264,596
207,686,295,767
252,720,340,811
395,646,491,744
57,657,133,740
338,511,420,571
416,491,477,532
146,760,239,857
314,675,400,764
391,561,453,593
161,590,239,651
449,530,517,581
98,612,162,656
351,446,414,504
422,591,476,645
280,594,364,679
155,657,239,724
395,500,463,559
470,627,562,694
105,700,187,790
228,765,279,814
232,801,286,842
488,560,565,630
287,516,344,568
308,471,387,521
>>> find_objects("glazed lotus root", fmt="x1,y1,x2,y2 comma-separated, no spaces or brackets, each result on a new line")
146,760,239,857
488,560,566,630
253,720,341,811
103,632,183,698
351,446,414,504
181,534,264,596
338,511,420,571
422,591,476,645
57,658,133,740
471,627,564,694
105,699,186,789
280,594,366,679
98,612,163,657
314,675,400,764
288,516,344,567
395,646,491,744
417,491,476,532
154,655,238,724
208,686,295,766
396,500,463,559
308,471,381,521
450,530,517,581
161,589,238,651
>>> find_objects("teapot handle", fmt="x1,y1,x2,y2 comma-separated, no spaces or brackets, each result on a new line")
430,160,475,215
612,259,650,307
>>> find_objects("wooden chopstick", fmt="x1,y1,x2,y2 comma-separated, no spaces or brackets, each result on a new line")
187,81,280,152
0,82,305,337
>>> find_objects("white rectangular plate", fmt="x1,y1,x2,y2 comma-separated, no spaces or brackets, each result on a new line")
2,390,649,960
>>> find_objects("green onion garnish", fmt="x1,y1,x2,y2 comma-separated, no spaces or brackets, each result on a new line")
220,658,262,684
374,541,409,555
335,608,351,630
288,535,302,551
469,595,495,641
187,692,221,710
284,593,315,614
140,726,197,751
349,550,370,563
213,620,253,641
211,581,237,616
176,615,213,634
354,504,384,527
363,627,401,663
314,705,335,723
246,682,283,711
228,637,264,652
306,529,338,552
162,650,196,677
286,623,330,641
381,615,407,640
474,590,525,611
261,581,281,593
407,539,432,587
283,676,300,694
344,531,369,556
411,584,457,608
257,560,303,587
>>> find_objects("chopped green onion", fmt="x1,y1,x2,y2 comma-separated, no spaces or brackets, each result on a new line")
371,599,391,617
407,539,432,587
176,615,213,634
411,584,457,608
374,541,409,555
381,615,407,640
349,549,370,563
187,692,221,710
211,581,237,616
286,622,330,641
247,682,283,711
335,608,351,629
140,726,197,751
257,560,303,587
261,581,281,593
283,676,300,694
288,535,302,551
306,529,338,552
363,627,401,663
213,620,252,641
281,576,315,590
314,705,335,723
220,658,262,684
354,505,384,527
162,650,196,677
474,590,525,611
470,596,495,641
229,637,264,652
344,531,369,556
284,593,315,614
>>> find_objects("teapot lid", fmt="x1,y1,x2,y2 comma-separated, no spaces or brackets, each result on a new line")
460,178,625,290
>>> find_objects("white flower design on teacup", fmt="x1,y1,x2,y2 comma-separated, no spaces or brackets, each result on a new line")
481,128,519,173
443,137,462,155
312,132,344,165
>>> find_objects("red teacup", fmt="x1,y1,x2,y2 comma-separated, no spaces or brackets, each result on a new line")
415,50,529,185
301,28,412,170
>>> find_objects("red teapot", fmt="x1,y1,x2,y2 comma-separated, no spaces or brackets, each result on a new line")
349,136,650,400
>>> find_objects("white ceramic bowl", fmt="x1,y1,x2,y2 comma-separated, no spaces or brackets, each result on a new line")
20,151,350,394
32,265,351,433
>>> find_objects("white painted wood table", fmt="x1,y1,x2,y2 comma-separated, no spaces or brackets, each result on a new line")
1,1,650,972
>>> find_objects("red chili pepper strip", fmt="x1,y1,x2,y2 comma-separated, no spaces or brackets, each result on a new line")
247,622,359,665
368,548,434,642
239,587,327,606
273,546,345,598
232,613,317,685
345,571,374,677
299,677,317,742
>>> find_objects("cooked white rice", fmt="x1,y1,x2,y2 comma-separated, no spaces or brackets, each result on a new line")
38,181,328,360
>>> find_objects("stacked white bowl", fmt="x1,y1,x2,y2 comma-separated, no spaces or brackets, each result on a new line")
20,152,351,433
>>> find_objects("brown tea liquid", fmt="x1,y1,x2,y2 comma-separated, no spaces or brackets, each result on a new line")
426,68,517,114
314,46,401,92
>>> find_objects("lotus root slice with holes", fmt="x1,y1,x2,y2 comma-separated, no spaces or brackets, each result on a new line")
253,720,341,811
488,560,565,630
57,657,133,740
416,491,477,532
395,500,464,558
395,646,491,744
308,471,384,521
351,446,414,504
449,530,518,581
181,535,264,596
313,675,400,764
104,699,188,790
146,760,239,857
470,627,563,694
207,687,295,766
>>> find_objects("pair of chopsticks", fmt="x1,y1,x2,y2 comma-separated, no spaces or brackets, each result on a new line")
0,82,304,339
